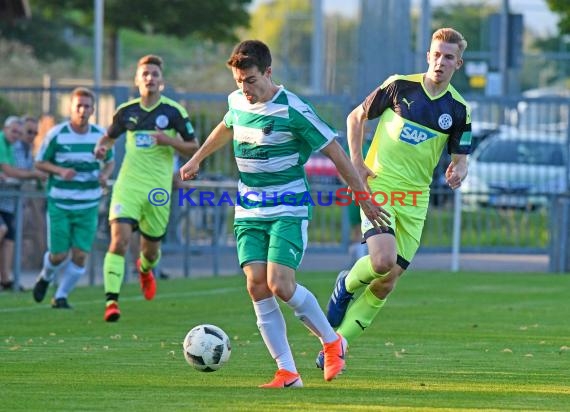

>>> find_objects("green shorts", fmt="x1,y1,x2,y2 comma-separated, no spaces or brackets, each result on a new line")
361,181,429,265
47,202,99,254
234,218,308,270
109,186,170,238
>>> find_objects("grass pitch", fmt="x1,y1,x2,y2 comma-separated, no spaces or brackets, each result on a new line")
1,270,569,411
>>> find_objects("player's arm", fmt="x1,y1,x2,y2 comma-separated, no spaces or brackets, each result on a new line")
347,105,376,189
95,108,125,159
94,135,116,160
155,132,198,158
99,159,115,187
179,121,232,181
445,154,468,190
155,110,199,157
35,160,76,181
0,163,45,180
321,140,391,229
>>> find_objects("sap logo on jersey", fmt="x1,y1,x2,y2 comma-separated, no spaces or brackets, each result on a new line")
135,132,154,148
399,123,436,145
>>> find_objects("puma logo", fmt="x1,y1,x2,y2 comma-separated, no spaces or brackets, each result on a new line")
289,248,299,260
109,271,121,278
355,320,367,331
402,97,414,110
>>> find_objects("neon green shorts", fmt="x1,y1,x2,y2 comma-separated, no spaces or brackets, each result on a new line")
109,186,170,238
361,181,429,264
47,202,99,254
234,218,308,270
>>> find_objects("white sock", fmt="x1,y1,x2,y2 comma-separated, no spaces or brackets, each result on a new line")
39,252,68,282
54,261,85,300
253,296,296,373
285,284,337,344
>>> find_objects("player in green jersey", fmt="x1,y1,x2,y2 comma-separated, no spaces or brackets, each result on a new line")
94,55,198,322
33,87,114,309
180,40,390,388
319,27,472,369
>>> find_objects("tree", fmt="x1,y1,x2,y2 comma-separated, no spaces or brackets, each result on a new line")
1,0,251,79
430,1,499,92
248,0,312,91
547,0,570,34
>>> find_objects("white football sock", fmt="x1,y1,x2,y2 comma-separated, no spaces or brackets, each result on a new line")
253,296,297,373
39,252,68,282
54,261,85,300
285,284,338,344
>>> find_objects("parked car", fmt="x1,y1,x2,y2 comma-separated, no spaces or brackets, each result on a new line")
304,152,341,185
461,131,568,210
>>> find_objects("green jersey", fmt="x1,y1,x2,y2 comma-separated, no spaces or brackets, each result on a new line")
362,73,472,193
224,86,337,220
35,121,112,210
0,131,15,167
107,95,195,195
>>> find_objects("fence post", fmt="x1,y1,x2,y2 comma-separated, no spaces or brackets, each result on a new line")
451,189,462,272
12,186,25,291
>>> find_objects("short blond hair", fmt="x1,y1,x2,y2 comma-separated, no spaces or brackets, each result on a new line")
71,87,96,103
137,54,164,71
432,28,467,57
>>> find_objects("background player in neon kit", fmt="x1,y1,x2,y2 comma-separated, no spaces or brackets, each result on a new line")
95,55,198,322
322,28,472,365
180,40,390,387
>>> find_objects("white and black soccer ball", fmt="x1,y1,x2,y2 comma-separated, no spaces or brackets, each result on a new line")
183,324,231,372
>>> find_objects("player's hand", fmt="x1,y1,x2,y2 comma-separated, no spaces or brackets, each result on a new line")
34,170,48,181
354,163,376,193
360,198,391,231
153,129,172,146
59,168,76,181
445,162,466,190
94,144,107,160
179,159,200,181
99,174,109,188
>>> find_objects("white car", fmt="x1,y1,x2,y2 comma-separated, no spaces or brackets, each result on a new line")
461,131,568,210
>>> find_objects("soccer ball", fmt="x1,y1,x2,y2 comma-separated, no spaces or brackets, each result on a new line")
183,324,231,372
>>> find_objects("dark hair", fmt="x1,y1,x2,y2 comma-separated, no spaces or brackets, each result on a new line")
138,54,164,71
226,40,272,73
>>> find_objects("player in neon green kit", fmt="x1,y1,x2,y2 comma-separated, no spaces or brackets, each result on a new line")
318,28,472,368
95,55,198,322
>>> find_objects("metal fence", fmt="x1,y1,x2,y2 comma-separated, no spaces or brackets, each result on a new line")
1,85,569,285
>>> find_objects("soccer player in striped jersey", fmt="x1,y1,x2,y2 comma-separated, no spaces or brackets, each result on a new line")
317,28,472,370
180,40,390,388
33,87,115,308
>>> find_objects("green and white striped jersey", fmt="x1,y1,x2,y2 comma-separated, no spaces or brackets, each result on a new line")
35,121,113,210
223,85,337,220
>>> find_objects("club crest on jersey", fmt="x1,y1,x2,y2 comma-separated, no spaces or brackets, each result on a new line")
262,121,274,135
155,114,169,129
400,123,437,145
438,113,453,130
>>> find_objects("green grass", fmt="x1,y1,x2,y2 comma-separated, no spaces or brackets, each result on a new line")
2,271,569,411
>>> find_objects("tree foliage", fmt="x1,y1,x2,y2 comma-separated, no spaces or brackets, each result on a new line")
546,0,570,34
0,0,251,66
431,1,499,53
248,0,312,89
